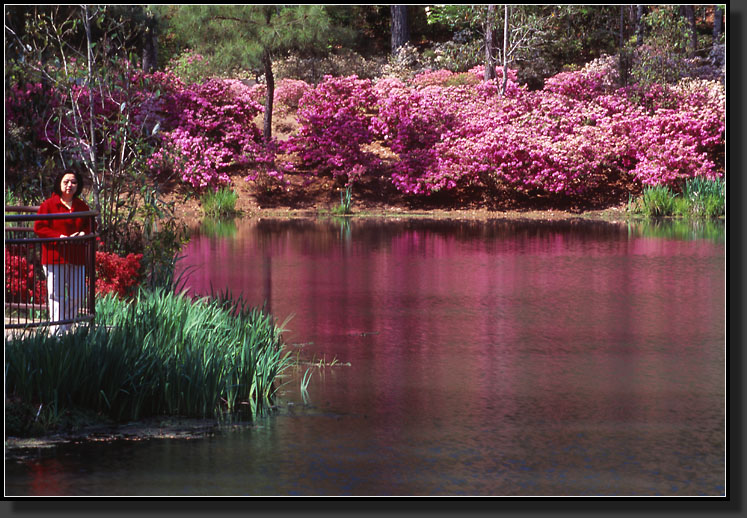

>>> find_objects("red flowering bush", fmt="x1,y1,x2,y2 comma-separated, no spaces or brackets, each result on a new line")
95,251,143,299
5,249,46,303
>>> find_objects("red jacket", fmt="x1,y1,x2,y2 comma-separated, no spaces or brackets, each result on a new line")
34,194,93,265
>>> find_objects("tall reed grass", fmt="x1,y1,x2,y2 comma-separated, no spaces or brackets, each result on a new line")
331,186,353,215
5,289,291,428
680,176,725,218
200,187,239,219
630,177,725,219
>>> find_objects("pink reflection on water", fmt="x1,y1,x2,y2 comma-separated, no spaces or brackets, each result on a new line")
175,218,724,494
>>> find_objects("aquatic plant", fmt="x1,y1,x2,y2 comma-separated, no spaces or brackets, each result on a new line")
680,176,725,218
332,186,354,215
629,177,724,219
4,288,291,429
639,185,678,217
201,187,239,219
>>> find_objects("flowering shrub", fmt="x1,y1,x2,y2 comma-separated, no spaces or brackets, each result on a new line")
410,69,456,88
146,77,277,189
5,249,46,303
5,81,60,146
165,50,213,85
6,49,725,201
273,78,311,117
283,75,382,183
371,83,463,193
287,61,723,196
95,251,143,299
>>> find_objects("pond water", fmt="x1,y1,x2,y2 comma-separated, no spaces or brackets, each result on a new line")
5,217,726,496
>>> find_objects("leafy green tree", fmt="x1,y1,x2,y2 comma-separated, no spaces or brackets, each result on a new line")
427,5,552,88
164,5,334,140
632,5,695,87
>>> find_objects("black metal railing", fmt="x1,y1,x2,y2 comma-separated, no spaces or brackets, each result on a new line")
5,206,99,330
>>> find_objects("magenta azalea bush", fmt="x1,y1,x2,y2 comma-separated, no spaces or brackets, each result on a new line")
283,75,382,183
145,76,281,189
7,55,724,198
286,58,724,196
274,78,312,118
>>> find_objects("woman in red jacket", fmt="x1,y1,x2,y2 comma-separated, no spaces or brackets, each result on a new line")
34,170,92,334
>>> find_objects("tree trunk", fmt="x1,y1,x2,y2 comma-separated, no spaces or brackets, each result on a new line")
262,49,274,140
713,5,723,45
682,5,697,56
82,6,102,226
501,5,509,96
636,5,646,46
142,24,158,73
484,5,497,81
390,5,410,54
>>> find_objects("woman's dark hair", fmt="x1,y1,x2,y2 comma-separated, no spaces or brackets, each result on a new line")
52,170,84,198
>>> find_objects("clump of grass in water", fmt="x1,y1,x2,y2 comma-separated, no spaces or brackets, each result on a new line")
630,177,725,219
201,187,239,219
4,288,292,430
639,184,678,217
331,186,353,215
680,176,725,218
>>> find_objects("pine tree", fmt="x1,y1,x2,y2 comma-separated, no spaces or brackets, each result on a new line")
168,5,333,140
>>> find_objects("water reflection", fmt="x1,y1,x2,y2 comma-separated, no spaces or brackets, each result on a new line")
5,217,725,496
627,218,725,243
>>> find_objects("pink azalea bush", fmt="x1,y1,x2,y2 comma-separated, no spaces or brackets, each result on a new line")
6,53,724,199
145,77,273,189
273,78,312,118
283,75,382,183
286,58,724,196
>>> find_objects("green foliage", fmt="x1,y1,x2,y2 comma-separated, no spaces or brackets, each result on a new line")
627,218,724,243
201,187,239,219
5,188,20,207
632,6,694,87
166,5,334,77
5,289,292,430
444,72,480,87
166,49,216,84
639,185,678,217
331,186,354,215
425,5,622,89
630,178,725,219
426,5,485,32
275,49,386,84
199,218,239,240
680,176,725,218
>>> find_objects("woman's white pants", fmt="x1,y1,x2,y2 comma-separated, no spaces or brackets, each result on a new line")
43,264,85,335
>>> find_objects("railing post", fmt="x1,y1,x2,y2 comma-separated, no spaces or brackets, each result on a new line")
89,227,97,325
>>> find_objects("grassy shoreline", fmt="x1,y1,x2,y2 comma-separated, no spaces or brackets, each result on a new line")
5,289,291,444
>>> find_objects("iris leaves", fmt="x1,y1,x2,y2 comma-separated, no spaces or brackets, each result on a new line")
5,288,291,425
